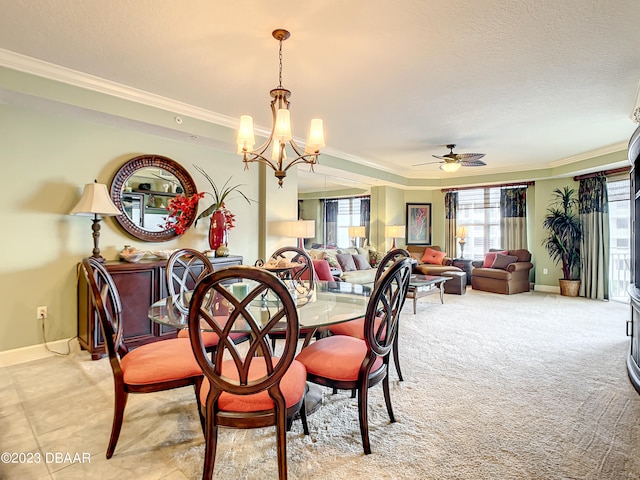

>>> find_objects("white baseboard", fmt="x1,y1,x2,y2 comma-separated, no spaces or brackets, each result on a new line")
534,284,561,294
0,338,81,367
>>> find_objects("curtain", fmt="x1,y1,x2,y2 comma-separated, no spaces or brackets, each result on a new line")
579,176,609,299
360,197,371,245
324,199,338,247
500,187,528,250
444,192,458,257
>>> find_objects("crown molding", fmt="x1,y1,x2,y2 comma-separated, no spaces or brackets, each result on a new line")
547,142,628,168
0,48,238,128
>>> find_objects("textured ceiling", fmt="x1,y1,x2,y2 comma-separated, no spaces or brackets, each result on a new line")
0,0,639,189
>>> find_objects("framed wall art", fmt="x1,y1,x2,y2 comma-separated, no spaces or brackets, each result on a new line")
405,203,432,245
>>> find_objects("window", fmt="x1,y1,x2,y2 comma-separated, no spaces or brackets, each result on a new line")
322,196,370,247
456,188,502,260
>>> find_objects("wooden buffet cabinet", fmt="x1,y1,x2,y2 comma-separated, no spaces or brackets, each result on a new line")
77,255,243,360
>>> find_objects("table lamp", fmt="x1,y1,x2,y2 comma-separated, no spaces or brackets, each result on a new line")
385,225,405,249
70,180,122,262
456,225,468,258
282,220,315,248
348,225,366,247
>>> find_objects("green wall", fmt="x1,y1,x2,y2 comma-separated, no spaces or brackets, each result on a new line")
0,103,267,352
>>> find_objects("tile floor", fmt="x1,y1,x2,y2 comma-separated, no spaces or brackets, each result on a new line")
0,351,203,479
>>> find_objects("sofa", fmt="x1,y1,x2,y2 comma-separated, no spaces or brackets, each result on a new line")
307,246,384,285
471,249,534,294
406,245,463,276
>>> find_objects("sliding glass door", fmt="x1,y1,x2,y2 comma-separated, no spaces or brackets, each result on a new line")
607,178,630,302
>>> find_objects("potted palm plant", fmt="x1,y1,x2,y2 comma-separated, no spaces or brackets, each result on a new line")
542,186,582,296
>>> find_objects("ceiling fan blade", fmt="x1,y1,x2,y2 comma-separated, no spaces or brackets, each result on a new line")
454,153,486,162
412,160,443,167
460,160,487,167
432,154,453,161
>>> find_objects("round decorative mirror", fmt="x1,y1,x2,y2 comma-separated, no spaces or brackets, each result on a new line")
110,154,198,242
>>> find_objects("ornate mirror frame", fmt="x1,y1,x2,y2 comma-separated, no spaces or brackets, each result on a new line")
110,154,198,242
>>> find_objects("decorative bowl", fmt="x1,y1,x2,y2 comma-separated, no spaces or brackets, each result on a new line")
151,249,176,260
119,251,146,263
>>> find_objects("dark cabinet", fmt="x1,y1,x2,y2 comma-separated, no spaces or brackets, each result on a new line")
77,255,243,360
628,126,640,394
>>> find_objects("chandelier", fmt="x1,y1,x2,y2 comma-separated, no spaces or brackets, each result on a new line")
236,29,325,187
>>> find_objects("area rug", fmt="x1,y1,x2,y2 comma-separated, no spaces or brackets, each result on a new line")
84,289,640,479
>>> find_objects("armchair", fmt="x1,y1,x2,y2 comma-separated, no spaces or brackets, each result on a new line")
471,249,534,294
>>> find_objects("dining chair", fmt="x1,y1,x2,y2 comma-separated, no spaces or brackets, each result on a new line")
80,257,202,459
264,246,319,350
295,257,412,454
188,265,308,480
166,248,250,350
328,248,411,380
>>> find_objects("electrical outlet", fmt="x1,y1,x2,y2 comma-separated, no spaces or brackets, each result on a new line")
543,268,548,275
37,306,47,320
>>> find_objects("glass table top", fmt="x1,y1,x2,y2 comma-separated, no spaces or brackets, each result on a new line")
148,280,372,333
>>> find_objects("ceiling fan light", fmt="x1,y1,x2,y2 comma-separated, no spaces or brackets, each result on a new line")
440,162,461,172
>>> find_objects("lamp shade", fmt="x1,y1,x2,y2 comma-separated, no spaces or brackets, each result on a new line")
385,225,405,238
70,182,121,217
348,226,366,238
456,226,468,239
283,220,315,239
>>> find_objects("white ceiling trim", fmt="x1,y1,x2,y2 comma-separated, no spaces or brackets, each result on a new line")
0,48,238,128
546,141,629,168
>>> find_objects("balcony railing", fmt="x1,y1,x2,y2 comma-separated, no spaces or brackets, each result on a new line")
610,250,630,302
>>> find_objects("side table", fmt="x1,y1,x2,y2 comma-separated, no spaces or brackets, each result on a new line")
452,258,473,285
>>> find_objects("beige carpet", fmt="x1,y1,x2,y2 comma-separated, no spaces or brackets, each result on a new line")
24,289,640,479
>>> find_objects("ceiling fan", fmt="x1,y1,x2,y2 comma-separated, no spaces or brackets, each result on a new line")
414,144,486,172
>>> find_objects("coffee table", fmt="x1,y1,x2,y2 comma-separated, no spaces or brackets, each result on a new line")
406,274,450,314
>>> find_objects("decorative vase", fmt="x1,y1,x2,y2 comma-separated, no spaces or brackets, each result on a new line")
208,209,227,251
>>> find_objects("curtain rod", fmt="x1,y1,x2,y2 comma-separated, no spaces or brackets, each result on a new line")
573,166,630,181
441,181,534,193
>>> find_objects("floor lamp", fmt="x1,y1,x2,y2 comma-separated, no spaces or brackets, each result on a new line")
70,180,122,262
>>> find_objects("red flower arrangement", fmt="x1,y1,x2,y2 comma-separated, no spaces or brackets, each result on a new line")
162,192,205,235
220,203,236,230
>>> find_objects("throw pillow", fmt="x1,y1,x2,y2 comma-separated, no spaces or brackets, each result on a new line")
491,253,518,270
370,250,385,267
421,247,447,265
356,246,371,263
482,250,508,268
353,254,372,270
323,251,342,270
336,253,357,272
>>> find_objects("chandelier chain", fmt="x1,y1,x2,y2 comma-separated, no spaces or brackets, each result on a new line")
278,39,284,88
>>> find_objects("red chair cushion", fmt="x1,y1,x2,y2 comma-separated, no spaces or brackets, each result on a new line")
178,329,220,347
295,336,383,382
120,338,202,385
328,316,383,340
199,358,307,412
178,329,248,346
